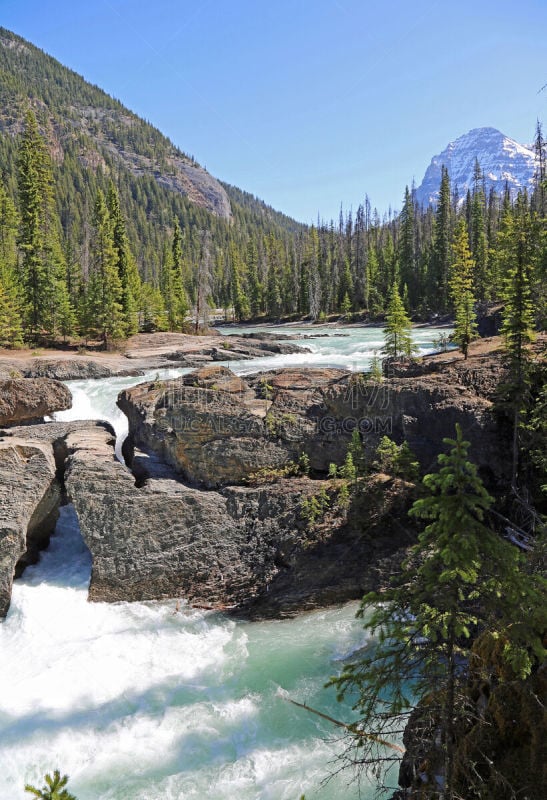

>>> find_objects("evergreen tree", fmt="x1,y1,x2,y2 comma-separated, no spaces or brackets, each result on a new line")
229,242,250,321
398,186,416,308
330,427,545,798
431,166,452,311
17,110,72,339
25,770,76,800
382,284,416,358
0,278,23,347
85,189,125,346
450,218,478,358
140,281,168,332
160,219,188,330
107,181,140,335
470,160,490,301
194,229,213,332
246,238,262,317
499,194,536,487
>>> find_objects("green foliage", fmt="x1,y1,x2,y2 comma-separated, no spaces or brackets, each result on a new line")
328,462,338,479
0,277,23,346
0,29,545,342
373,436,419,481
85,188,125,346
298,452,310,476
369,350,383,381
25,770,76,800
450,218,478,358
382,284,416,358
347,428,366,475
247,461,299,484
336,481,350,510
498,194,537,487
300,488,330,528
329,426,546,797
340,451,357,482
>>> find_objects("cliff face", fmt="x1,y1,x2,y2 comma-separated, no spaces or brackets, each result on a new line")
0,28,231,220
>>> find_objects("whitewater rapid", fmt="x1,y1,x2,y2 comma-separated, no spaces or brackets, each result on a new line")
1,325,449,799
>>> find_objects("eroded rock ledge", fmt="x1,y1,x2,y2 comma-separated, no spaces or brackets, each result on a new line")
0,358,508,621
0,377,71,426
119,363,504,488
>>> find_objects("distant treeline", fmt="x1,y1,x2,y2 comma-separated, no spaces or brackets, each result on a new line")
1,110,545,347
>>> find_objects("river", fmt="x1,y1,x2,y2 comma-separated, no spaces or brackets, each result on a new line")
0,325,449,800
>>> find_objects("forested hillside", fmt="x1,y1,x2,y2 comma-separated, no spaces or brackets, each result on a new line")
0,26,545,346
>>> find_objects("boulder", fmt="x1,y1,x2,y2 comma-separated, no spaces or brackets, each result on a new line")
0,378,72,426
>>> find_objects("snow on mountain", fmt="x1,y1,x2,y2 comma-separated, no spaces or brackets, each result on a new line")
414,127,537,207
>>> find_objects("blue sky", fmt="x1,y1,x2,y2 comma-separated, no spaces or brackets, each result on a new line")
2,0,546,222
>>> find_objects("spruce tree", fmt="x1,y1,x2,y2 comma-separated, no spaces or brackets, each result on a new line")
17,110,72,340
85,189,125,347
431,166,452,311
229,242,250,321
246,238,262,317
25,770,76,800
398,186,416,308
107,181,140,335
0,278,23,347
382,283,416,358
470,160,490,301
499,193,536,487
330,426,545,798
450,218,478,358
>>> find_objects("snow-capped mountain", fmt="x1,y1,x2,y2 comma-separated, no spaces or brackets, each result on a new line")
414,127,537,207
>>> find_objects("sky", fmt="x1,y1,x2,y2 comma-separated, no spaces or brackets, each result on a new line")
2,0,546,223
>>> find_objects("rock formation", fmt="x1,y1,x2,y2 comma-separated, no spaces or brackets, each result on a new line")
119,364,505,488
0,377,72,426
0,438,59,616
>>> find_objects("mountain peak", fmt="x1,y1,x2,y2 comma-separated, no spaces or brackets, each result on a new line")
414,127,537,206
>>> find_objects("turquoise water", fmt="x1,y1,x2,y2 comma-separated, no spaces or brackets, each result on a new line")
0,507,369,800
0,326,448,799
216,323,452,374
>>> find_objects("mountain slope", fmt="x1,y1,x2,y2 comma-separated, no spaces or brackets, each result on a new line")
415,127,537,206
0,27,234,219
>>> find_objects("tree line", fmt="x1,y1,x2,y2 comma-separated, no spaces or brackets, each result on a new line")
0,113,545,347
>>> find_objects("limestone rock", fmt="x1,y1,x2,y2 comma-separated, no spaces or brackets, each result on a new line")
0,438,60,617
119,365,504,487
63,426,324,608
0,378,72,426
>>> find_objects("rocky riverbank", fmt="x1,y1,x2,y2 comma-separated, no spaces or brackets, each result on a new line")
0,330,309,380
0,339,510,620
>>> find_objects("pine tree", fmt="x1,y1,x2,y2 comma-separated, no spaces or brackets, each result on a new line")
229,242,250,321
382,284,416,358
107,181,140,335
246,238,262,317
450,218,478,358
25,770,76,800
140,281,168,332
17,110,72,339
398,186,416,309
160,219,188,331
0,278,23,347
194,229,213,332
499,194,536,487
85,189,125,347
470,160,490,301
431,166,452,311
330,426,545,798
